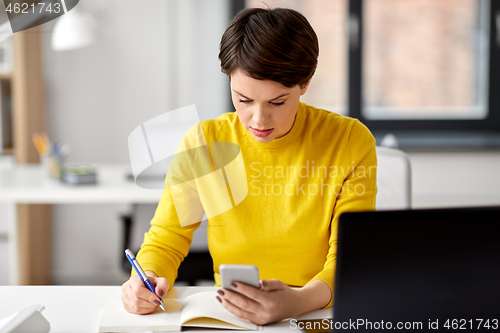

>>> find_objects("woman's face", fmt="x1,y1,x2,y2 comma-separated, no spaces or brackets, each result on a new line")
230,69,310,143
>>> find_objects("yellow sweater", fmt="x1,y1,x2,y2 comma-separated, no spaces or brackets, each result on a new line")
136,102,377,308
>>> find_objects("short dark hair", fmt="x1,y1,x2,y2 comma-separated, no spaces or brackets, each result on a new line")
218,7,319,88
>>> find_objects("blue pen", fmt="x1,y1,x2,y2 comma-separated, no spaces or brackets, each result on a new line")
125,249,166,311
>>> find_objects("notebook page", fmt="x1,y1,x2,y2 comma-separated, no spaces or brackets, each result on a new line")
179,291,258,330
98,300,182,332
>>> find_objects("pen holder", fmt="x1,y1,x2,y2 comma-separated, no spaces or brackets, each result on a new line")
40,153,65,180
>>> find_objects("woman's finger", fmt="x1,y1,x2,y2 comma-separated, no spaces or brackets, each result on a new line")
259,279,285,292
218,288,260,313
124,293,158,314
122,278,158,314
218,296,266,325
151,276,169,298
227,282,262,302
129,276,162,307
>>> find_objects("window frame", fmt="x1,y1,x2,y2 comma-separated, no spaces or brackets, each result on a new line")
348,0,500,135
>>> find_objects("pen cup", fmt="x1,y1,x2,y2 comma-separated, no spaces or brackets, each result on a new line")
40,152,65,180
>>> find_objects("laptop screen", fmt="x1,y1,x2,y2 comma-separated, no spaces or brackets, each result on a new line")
333,207,500,332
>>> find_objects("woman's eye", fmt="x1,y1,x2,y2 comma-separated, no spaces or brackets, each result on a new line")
238,99,284,106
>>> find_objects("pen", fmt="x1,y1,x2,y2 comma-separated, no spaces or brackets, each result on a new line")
125,249,166,311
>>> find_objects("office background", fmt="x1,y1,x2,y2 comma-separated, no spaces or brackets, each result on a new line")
0,0,499,286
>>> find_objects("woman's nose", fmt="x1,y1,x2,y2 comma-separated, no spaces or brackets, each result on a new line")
252,105,270,126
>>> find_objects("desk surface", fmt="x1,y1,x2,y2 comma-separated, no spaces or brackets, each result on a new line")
0,286,331,333
0,164,163,204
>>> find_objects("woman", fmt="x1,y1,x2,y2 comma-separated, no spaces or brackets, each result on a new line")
121,7,377,325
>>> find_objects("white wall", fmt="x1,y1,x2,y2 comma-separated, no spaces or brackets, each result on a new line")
44,0,230,165
39,0,230,285
408,151,500,209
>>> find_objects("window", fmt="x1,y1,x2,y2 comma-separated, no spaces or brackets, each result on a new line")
235,0,500,148
363,0,489,120
349,0,500,143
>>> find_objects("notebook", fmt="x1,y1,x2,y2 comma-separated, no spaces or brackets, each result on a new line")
98,287,259,332
333,206,500,332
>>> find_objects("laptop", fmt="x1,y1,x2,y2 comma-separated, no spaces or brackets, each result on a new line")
332,207,500,332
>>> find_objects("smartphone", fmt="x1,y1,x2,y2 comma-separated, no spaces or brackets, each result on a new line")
219,264,260,291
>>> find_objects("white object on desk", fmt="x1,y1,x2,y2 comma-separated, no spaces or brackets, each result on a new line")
0,305,50,333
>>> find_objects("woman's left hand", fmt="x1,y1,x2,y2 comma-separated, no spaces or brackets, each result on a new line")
216,279,311,325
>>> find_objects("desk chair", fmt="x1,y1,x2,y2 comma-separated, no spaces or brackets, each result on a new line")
375,146,412,210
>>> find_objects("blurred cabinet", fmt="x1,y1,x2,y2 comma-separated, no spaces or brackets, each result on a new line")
0,26,52,285
0,39,13,155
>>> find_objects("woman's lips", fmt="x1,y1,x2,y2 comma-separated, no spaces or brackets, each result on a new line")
250,127,274,138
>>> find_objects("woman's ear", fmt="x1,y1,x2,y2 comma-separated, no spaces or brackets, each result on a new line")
300,78,312,95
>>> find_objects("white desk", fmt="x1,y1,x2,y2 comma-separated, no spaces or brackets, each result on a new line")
0,164,163,204
0,164,164,285
0,286,332,333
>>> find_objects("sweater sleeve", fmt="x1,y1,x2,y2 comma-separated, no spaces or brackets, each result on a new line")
307,119,378,308
135,185,201,288
134,123,207,288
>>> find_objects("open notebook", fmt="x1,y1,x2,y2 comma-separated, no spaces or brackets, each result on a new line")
98,288,259,332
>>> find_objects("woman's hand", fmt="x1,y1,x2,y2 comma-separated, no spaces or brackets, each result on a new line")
121,271,169,314
216,279,331,325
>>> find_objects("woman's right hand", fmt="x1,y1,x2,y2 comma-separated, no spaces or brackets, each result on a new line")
121,271,169,314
